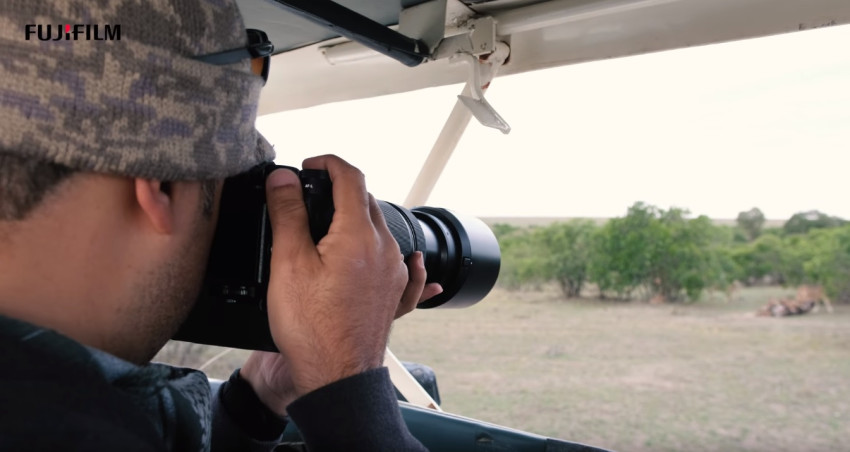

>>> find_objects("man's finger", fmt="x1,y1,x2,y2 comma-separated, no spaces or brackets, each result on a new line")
368,194,389,231
419,283,443,303
368,194,402,259
302,155,371,226
396,251,427,319
265,168,315,262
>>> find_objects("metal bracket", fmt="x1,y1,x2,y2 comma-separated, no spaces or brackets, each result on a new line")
454,42,511,134
432,16,497,60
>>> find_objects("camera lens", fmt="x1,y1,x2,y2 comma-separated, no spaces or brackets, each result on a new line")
376,202,501,308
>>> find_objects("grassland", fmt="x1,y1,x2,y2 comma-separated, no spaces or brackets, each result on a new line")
158,286,849,452
389,286,850,452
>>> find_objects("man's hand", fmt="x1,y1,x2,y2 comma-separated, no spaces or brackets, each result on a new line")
245,155,441,408
240,248,440,416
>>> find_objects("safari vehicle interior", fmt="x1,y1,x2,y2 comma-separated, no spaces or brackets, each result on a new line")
199,0,850,450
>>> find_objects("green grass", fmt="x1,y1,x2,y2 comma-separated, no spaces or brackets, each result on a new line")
389,286,850,452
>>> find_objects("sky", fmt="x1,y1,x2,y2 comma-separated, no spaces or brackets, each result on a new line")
256,24,850,221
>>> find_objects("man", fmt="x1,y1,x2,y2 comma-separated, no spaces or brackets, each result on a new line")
0,0,439,450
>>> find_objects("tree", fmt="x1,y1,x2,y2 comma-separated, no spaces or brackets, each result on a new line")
650,209,718,301
589,203,720,302
736,207,766,241
589,203,661,299
731,234,788,285
495,227,545,290
496,221,597,298
784,210,847,235
535,221,596,298
491,222,520,239
803,226,850,302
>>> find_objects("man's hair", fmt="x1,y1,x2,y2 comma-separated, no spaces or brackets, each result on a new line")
0,154,217,221
200,179,217,219
0,154,75,221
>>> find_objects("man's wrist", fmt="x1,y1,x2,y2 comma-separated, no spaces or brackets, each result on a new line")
238,356,296,417
288,353,385,398
219,369,289,441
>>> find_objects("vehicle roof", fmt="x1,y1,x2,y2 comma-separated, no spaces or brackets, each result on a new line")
236,0,850,114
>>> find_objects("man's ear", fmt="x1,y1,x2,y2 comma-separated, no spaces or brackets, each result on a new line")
134,179,174,234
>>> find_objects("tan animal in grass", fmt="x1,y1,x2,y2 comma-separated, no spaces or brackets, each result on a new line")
796,284,834,313
757,285,833,317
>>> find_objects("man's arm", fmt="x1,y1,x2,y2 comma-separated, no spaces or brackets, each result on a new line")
212,366,427,452
286,368,425,452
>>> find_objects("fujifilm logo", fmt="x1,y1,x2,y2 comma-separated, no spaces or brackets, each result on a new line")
25,24,121,41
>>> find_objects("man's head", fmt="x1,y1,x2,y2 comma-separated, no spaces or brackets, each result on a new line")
0,0,274,363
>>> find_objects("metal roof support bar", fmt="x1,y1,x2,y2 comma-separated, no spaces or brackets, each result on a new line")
385,349,443,411
403,42,510,207
272,0,430,67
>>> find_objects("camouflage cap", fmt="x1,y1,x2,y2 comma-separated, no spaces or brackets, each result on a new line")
0,0,275,180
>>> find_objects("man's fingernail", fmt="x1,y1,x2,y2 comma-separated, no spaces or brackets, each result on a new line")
267,168,299,188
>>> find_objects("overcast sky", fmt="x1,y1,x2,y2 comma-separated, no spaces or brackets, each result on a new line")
256,24,850,220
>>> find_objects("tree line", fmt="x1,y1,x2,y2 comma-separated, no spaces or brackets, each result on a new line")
494,204,850,303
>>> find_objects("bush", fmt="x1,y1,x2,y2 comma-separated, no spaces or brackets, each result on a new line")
495,226,546,290
589,203,722,302
535,221,596,298
495,221,597,298
494,206,850,304
803,226,850,302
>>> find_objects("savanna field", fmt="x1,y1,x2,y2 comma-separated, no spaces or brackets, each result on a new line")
389,286,850,452
160,285,850,452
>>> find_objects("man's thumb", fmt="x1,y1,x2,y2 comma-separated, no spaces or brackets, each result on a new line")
265,168,313,254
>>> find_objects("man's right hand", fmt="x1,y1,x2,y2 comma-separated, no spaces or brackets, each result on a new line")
261,155,427,398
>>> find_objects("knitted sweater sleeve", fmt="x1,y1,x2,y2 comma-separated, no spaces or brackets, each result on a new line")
212,367,426,452
286,367,428,452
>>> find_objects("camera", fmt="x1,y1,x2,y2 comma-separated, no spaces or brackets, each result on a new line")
174,162,501,351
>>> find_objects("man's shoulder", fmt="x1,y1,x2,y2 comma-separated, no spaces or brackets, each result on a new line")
0,316,166,451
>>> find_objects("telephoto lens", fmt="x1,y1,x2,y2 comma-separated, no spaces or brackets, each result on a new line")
300,169,501,309
377,203,501,308
176,163,501,351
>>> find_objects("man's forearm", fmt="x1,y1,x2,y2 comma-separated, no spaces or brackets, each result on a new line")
286,367,427,452
212,367,427,452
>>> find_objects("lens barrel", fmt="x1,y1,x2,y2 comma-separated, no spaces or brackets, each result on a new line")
301,169,501,308
376,202,501,308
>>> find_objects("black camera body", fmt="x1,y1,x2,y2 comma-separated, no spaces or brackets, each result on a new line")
174,163,281,351
175,162,500,352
